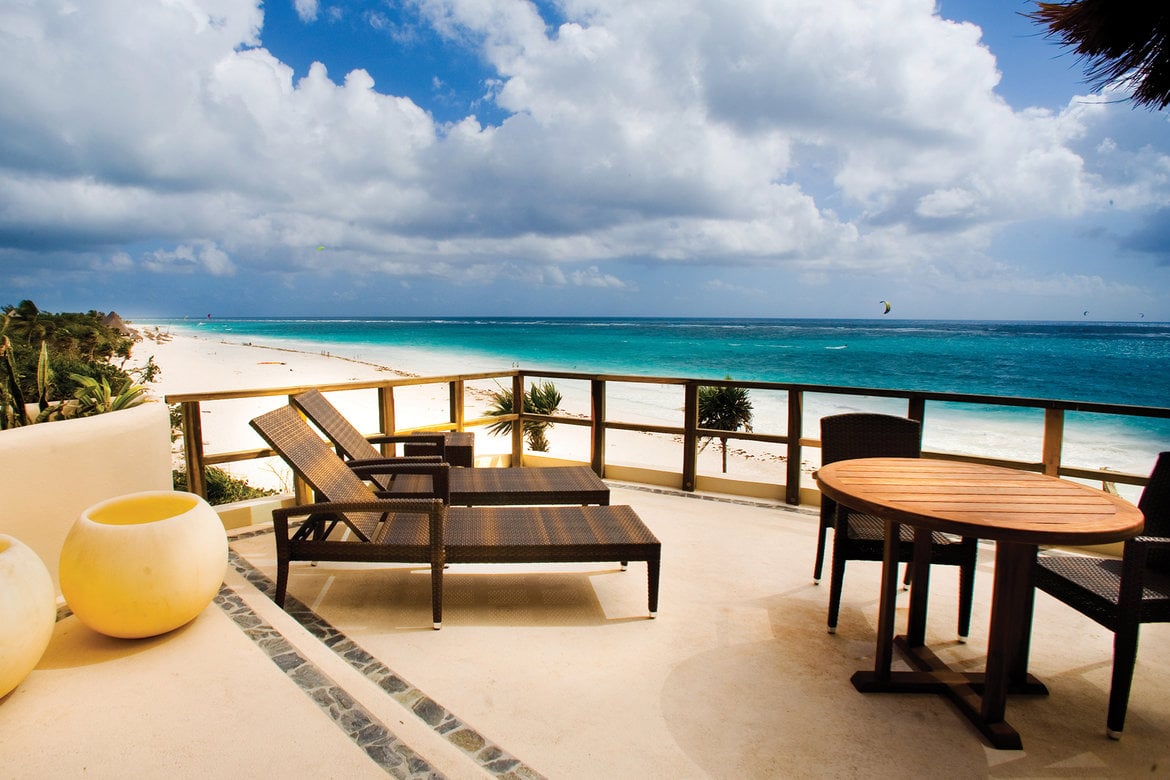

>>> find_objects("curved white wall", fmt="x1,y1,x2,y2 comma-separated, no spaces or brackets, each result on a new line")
0,402,172,595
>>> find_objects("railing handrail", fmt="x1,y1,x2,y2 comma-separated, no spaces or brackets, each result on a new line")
166,368,1167,502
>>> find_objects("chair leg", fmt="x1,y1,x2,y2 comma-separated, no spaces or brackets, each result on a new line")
813,526,828,583
814,502,835,583
827,533,847,634
957,547,975,642
1106,622,1142,739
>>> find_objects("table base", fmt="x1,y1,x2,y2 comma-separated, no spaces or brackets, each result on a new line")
852,636,1048,750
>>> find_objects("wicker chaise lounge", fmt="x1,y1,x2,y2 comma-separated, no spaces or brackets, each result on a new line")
250,405,660,628
290,389,610,506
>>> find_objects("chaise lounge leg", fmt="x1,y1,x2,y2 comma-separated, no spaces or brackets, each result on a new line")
431,558,444,630
647,557,660,618
275,561,289,607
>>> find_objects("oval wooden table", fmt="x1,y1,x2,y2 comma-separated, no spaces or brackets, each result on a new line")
815,457,1145,750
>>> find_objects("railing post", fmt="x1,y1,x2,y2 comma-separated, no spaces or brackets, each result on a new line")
450,379,464,431
907,396,925,422
377,386,396,455
591,379,606,477
1043,408,1064,477
511,373,524,467
786,389,803,505
180,401,206,499
682,382,698,492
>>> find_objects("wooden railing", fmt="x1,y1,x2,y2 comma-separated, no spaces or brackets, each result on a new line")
166,369,1170,504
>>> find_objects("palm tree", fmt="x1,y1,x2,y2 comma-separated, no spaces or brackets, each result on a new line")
485,380,563,452
698,381,754,473
1028,1,1170,109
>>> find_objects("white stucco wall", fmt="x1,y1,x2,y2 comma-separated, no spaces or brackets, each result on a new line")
0,402,172,595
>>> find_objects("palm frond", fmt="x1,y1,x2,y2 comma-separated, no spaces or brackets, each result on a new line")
1028,1,1170,109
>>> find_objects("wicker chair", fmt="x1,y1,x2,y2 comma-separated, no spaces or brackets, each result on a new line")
818,413,977,638
290,389,610,506
250,405,660,628
1034,451,1170,739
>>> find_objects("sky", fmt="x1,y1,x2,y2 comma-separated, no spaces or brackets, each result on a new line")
2,0,1169,321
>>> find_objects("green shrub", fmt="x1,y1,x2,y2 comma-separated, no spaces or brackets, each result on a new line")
173,467,276,506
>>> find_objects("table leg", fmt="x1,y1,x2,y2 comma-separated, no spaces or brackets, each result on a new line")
906,527,932,649
873,518,902,681
1008,543,1039,687
853,534,1047,750
983,542,1045,729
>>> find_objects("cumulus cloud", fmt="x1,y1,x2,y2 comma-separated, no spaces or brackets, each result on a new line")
571,265,632,289
0,0,1168,316
294,0,319,23
142,242,236,276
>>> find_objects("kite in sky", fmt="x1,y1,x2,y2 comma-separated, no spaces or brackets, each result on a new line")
880,300,891,314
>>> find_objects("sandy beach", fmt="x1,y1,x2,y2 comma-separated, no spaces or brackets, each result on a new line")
126,328,790,493
125,324,1160,505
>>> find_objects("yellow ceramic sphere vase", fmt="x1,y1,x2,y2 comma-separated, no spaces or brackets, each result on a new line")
0,535,56,699
60,491,228,639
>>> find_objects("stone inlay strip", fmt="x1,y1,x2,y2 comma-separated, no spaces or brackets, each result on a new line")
214,583,442,779
221,481,800,778
227,549,545,780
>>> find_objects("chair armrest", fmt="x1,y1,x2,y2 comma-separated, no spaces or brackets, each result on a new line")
273,498,447,548
366,433,446,458
347,456,443,468
351,461,451,502
1117,535,1170,607
1131,535,1170,548
273,498,445,520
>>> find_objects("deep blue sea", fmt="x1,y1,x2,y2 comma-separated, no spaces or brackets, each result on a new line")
155,317,1170,407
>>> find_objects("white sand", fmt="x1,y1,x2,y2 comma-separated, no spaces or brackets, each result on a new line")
125,329,787,493
126,325,1156,503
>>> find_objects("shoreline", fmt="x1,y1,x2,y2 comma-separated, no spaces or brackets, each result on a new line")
128,330,794,492
127,326,1159,500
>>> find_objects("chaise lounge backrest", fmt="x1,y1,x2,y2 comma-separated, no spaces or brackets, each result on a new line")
249,404,447,542
291,388,444,464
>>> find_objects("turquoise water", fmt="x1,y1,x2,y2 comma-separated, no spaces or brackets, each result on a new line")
157,317,1170,407
149,317,1170,481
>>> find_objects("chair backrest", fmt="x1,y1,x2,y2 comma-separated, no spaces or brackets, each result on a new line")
249,404,388,541
819,413,922,526
1139,451,1170,570
820,413,922,466
291,389,385,462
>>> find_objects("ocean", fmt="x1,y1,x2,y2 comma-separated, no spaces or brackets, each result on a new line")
148,317,1170,485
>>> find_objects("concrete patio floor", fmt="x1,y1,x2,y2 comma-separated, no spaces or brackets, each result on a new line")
4,482,1170,778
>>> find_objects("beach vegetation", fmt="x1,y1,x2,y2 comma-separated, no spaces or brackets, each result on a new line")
0,300,151,428
484,380,563,452
698,381,754,473
172,467,277,505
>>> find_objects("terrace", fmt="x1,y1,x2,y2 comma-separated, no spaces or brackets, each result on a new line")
4,370,1170,776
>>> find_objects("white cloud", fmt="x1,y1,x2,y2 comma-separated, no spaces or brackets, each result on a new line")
294,0,319,23
142,242,236,276
570,265,631,289
0,0,1168,316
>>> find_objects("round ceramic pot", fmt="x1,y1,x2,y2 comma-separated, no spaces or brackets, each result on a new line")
0,534,56,698
60,491,228,639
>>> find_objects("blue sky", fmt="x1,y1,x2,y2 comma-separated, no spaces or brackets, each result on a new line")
2,0,1169,321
